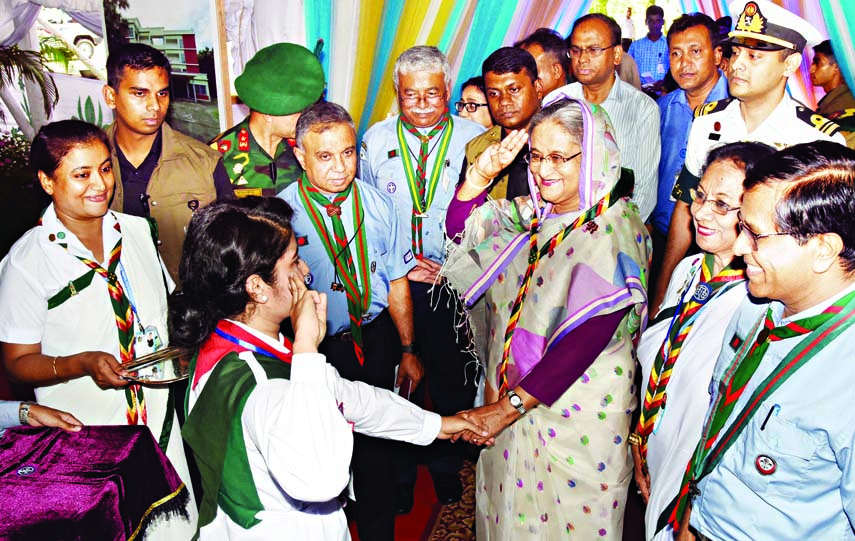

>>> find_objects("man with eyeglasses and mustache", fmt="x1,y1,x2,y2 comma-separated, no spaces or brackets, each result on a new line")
360,45,483,515
545,13,660,223
461,46,543,201
653,0,846,318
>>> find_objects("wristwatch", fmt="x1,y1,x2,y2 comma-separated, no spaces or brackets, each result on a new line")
401,343,418,354
507,390,527,415
18,401,35,426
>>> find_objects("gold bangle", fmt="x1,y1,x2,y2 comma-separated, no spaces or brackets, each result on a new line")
51,355,65,383
466,164,492,189
628,433,642,446
473,161,495,181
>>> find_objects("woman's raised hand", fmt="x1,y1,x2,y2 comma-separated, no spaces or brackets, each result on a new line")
289,271,327,354
473,129,528,180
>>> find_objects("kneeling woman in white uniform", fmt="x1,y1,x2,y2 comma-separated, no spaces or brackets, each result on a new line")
171,197,484,540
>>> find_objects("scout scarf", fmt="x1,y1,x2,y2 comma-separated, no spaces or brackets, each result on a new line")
49,220,146,426
397,110,453,256
192,319,292,388
636,254,744,461
297,173,372,365
497,180,624,397
659,288,855,533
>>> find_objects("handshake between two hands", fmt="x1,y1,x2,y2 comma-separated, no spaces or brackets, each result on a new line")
437,400,518,447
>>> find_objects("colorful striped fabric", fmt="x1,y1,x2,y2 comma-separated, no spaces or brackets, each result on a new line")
246,0,847,134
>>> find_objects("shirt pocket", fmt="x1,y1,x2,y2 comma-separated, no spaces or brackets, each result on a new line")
732,410,820,499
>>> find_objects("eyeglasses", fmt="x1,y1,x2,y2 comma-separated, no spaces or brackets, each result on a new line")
400,92,445,105
568,44,618,59
737,214,791,251
689,187,740,216
524,151,582,169
454,101,489,113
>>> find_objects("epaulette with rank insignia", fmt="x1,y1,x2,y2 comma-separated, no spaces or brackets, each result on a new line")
795,104,841,137
207,123,242,146
693,98,734,119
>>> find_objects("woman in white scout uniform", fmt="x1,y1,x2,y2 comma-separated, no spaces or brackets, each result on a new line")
631,141,775,541
172,196,485,540
0,120,196,538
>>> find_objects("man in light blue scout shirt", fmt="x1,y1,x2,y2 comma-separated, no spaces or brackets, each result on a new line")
658,141,855,541
281,101,420,541
360,45,484,513
649,13,728,297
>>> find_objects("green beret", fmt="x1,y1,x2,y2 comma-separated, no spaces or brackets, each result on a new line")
235,43,325,116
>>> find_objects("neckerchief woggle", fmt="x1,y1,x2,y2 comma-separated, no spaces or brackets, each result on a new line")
636,254,744,461
658,288,855,533
397,110,453,256
297,173,372,365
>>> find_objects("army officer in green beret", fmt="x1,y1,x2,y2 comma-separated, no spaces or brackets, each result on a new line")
210,42,326,197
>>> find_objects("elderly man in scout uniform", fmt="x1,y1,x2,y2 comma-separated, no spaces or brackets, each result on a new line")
280,101,422,541
652,0,846,316
658,141,855,541
211,43,325,197
360,45,484,514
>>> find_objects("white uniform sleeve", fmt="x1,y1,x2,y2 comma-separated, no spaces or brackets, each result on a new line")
241,352,354,503
0,251,46,344
327,364,441,445
683,119,707,179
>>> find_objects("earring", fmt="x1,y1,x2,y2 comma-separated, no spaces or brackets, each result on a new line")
259,295,268,303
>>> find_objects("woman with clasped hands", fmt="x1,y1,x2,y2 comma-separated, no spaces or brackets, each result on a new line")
443,98,650,540
0,120,196,537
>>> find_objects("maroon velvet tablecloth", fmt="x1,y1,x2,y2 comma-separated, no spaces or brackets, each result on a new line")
0,425,188,541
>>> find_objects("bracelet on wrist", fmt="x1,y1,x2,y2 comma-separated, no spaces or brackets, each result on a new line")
466,164,493,189
628,432,642,446
51,355,66,383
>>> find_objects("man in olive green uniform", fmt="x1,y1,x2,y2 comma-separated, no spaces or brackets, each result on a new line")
211,43,326,197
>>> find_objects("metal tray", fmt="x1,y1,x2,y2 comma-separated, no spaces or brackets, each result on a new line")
122,347,191,384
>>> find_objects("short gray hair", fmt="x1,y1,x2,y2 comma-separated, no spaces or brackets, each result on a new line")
528,99,584,145
393,46,450,89
295,101,355,149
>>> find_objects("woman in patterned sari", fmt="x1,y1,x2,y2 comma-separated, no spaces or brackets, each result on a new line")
443,97,650,540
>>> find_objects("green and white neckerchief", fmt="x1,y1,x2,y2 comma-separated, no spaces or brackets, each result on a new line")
659,288,855,533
